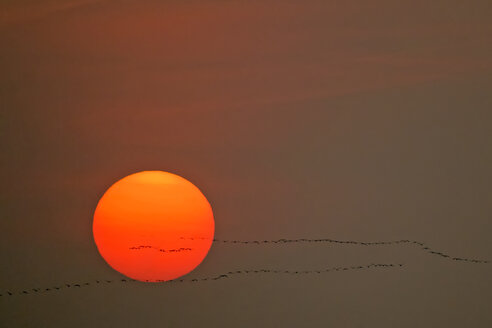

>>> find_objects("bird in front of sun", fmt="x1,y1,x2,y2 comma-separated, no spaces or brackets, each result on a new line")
93,171,215,282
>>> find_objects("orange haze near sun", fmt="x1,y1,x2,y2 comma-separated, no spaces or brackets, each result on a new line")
93,171,214,282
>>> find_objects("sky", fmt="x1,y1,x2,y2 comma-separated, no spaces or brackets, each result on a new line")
1,0,491,327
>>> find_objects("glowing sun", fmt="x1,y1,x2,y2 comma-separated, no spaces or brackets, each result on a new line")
93,171,214,282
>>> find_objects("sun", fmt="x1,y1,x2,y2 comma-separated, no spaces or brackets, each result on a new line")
93,171,214,282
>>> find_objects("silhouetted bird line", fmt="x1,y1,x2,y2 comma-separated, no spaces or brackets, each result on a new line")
0,263,403,297
154,263,404,283
129,246,193,253
178,237,489,264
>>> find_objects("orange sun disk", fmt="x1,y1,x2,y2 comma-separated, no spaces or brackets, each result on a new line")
93,171,214,282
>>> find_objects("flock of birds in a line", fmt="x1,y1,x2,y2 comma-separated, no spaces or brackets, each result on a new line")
1,236,488,298
0,263,403,297
129,246,193,253
194,237,489,263
130,237,488,263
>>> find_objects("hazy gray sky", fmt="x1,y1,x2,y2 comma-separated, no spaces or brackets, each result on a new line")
1,0,491,327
